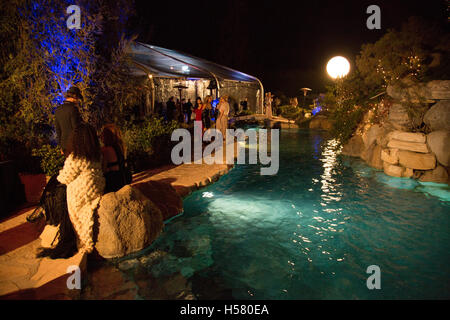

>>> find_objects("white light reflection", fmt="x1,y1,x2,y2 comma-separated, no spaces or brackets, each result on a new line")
319,139,342,204
202,192,214,198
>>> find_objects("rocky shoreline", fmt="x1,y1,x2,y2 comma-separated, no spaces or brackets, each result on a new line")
342,79,449,184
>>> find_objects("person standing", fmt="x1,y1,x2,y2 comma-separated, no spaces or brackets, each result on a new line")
202,95,212,131
55,86,82,155
185,98,193,124
216,95,230,139
176,98,183,123
194,97,204,132
166,97,176,121
265,92,273,118
240,98,248,112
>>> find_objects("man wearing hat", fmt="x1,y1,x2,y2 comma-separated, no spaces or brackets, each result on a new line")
55,86,82,155
27,86,82,223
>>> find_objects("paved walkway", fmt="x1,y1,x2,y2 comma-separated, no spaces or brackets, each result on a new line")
0,140,240,299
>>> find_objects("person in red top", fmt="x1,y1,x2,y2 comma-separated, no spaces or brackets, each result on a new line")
194,97,204,132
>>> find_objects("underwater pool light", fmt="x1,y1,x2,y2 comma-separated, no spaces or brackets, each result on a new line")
202,192,214,198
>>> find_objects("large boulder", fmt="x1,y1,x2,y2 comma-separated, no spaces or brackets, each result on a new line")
388,103,422,131
376,125,394,148
383,162,405,178
133,180,183,221
96,185,164,259
387,139,429,153
387,81,430,102
424,100,450,131
389,131,426,143
397,151,436,170
426,80,450,100
426,130,450,167
364,144,383,170
362,124,383,149
341,135,364,158
403,167,414,178
381,148,399,165
419,166,449,183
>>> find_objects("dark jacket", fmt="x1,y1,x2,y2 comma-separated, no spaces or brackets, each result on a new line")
55,101,81,153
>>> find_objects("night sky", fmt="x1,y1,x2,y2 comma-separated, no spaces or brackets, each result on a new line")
129,0,448,96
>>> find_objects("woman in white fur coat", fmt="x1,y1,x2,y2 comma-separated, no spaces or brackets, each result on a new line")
57,123,105,254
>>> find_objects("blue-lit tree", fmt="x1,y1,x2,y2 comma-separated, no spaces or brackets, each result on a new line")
0,0,138,163
27,0,102,114
1,0,137,131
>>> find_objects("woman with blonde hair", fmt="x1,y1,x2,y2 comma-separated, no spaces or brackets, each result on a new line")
202,95,213,132
216,95,230,139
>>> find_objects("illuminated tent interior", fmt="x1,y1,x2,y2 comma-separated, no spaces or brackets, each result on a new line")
128,42,264,114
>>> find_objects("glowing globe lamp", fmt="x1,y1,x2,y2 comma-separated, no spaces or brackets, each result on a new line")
326,56,350,79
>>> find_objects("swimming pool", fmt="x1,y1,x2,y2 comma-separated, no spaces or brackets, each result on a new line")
118,129,450,299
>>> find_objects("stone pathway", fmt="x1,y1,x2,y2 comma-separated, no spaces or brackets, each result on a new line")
0,206,86,299
0,140,240,299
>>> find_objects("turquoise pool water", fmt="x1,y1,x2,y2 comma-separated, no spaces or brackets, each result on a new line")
128,129,450,299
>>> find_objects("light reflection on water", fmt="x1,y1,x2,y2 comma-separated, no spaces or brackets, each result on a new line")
124,129,450,299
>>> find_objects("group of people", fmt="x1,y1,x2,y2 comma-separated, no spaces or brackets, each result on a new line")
28,86,131,258
29,87,232,259
161,94,230,137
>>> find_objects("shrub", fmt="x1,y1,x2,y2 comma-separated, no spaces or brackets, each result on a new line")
122,117,179,172
32,144,65,176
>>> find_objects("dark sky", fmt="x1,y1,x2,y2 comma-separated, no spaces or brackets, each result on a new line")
129,0,448,96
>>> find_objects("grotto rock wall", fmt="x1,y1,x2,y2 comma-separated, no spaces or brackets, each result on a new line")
342,79,450,184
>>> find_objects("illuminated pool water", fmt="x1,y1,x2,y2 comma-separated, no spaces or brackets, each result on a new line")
124,129,450,299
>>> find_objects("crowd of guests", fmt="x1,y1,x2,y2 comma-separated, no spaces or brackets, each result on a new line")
156,94,231,137
28,86,131,259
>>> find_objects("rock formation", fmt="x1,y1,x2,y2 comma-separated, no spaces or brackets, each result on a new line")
342,79,449,184
95,185,164,259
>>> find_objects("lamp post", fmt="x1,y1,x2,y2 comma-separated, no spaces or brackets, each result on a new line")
326,56,350,79
326,56,350,108
300,87,312,109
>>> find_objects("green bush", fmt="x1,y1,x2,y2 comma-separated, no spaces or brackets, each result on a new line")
32,144,65,176
277,105,307,125
122,117,179,172
0,126,43,173
278,105,300,119
329,105,367,146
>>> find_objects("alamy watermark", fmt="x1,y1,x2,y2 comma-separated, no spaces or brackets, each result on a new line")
66,265,81,289
66,5,81,30
171,121,279,176
366,265,381,289
366,5,381,30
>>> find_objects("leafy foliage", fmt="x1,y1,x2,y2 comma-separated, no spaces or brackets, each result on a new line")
32,144,65,176
122,117,179,172
0,0,143,174
325,72,379,145
326,17,448,145
356,17,450,88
